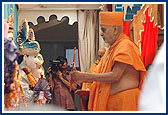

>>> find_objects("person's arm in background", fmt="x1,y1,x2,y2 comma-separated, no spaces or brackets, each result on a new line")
47,67,54,92
58,71,77,91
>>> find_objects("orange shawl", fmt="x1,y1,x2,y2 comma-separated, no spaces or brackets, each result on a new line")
82,60,99,90
88,33,146,111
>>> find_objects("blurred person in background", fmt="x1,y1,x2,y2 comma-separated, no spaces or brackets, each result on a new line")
139,43,165,112
47,56,76,110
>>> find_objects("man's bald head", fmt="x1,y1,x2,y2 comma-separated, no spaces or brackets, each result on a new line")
98,47,107,60
99,12,124,46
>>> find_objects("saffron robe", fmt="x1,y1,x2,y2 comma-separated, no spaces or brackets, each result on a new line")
82,60,99,90
88,33,146,111
80,60,99,111
107,88,140,111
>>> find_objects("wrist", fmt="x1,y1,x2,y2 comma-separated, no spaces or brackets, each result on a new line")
82,72,88,81
83,72,93,82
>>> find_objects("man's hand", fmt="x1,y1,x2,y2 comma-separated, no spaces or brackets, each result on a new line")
70,71,85,84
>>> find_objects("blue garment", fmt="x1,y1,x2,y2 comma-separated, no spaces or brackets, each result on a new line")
4,38,17,94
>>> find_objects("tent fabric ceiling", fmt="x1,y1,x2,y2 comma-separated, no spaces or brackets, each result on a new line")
28,15,78,42
18,4,102,10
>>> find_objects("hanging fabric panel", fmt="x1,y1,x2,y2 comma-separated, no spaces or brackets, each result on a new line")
123,21,130,37
141,7,158,67
4,4,18,42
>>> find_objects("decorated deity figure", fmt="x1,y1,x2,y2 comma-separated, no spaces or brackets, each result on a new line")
31,54,44,81
4,19,27,110
32,54,52,104
15,19,29,56
6,9,14,42
4,19,17,109
17,41,40,103
15,19,41,104
4,11,27,110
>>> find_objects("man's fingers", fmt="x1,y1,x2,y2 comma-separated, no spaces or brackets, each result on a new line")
70,71,80,84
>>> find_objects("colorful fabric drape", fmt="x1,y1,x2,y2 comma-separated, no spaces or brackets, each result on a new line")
123,21,130,37
141,7,158,67
4,4,18,45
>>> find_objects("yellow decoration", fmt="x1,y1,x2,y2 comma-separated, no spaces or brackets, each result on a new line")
27,73,37,87
28,28,35,41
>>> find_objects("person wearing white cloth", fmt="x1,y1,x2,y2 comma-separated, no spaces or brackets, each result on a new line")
138,43,166,112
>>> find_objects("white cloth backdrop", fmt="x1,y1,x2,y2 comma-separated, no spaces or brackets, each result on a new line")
77,10,99,72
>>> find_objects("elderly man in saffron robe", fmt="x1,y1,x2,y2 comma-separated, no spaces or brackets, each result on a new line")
70,12,146,111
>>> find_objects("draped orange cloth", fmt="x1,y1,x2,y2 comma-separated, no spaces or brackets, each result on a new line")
80,60,100,111
107,88,140,111
82,60,99,90
88,33,146,111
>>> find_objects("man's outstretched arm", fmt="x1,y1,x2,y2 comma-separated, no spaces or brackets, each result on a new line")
70,61,128,84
